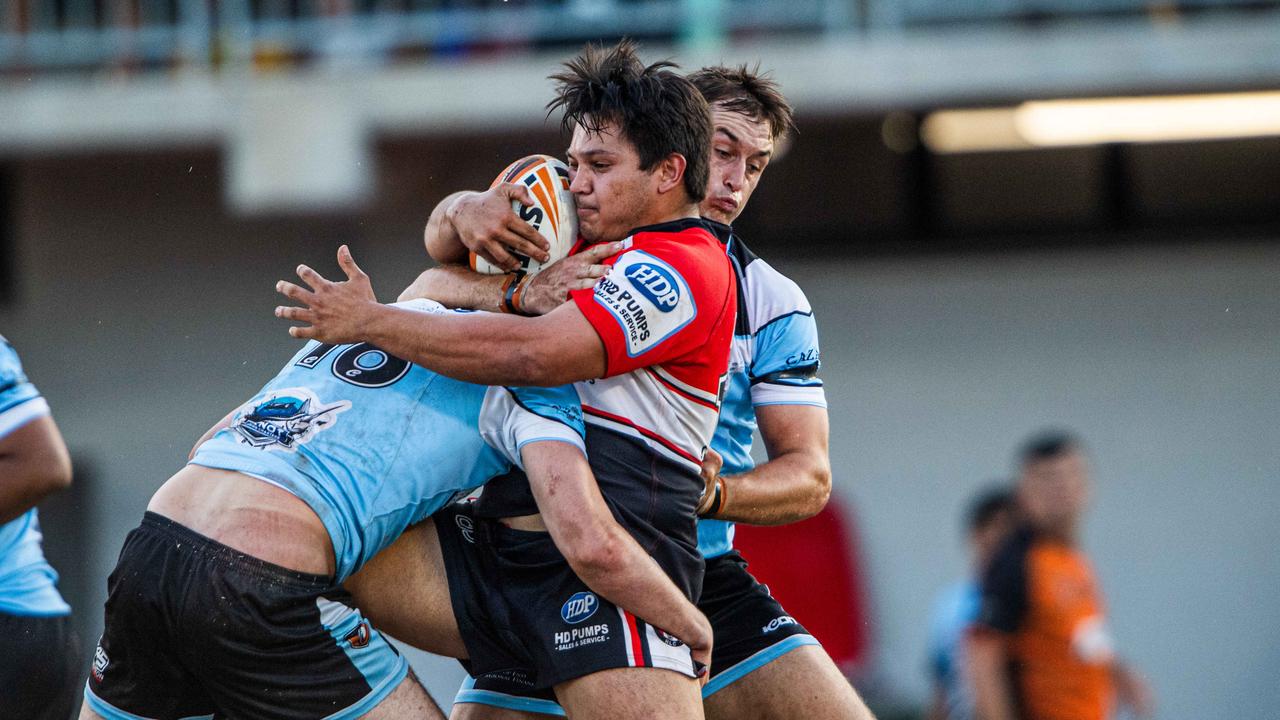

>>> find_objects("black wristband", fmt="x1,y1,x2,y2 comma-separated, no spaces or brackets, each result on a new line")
501,272,525,314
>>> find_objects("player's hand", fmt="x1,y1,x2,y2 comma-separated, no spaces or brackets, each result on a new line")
275,245,379,344
695,448,724,516
687,614,714,686
521,241,623,315
448,185,550,272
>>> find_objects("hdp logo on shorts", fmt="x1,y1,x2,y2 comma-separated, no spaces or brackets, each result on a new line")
560,592,599,624
625,263,681,312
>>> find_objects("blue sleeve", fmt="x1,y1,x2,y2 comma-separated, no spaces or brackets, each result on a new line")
506,385,586,441
0,337,50,439
748,313,826,407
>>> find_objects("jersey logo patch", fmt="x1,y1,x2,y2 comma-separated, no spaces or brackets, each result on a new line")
593,251,696,357
231,387,351,452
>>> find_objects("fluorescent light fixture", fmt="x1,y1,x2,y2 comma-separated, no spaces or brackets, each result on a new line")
921,91,1280,153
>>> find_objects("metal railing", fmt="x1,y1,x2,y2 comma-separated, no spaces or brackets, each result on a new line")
1,0,1276,75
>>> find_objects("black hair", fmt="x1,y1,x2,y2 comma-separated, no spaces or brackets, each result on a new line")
547,39,712,203
967,486,1017,533
1018,430,1082,467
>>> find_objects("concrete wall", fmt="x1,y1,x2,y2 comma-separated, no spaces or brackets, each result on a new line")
3,154,1277,718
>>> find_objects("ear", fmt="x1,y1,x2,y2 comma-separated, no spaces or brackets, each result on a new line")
653,153,688,196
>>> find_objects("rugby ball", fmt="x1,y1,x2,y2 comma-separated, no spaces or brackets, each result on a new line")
470,154,578,276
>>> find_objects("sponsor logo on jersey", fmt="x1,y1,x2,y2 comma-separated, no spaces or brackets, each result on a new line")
554,623,610,652
654,627,685,647
762,615,799,634
593,251,695,357
455,513,476,544
560,591,599,624
345,621,372,649
231,388,351,452
624,263,681,312
786,348,818,366
92,643,109,682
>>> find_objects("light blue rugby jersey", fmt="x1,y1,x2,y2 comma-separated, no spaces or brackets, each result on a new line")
0,335,71,616
190,299,585,582
696,237,827,559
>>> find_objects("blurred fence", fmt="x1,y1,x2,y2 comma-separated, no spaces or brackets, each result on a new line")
2,0,1277,75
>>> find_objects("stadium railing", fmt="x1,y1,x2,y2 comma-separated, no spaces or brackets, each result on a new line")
1,0,1276,75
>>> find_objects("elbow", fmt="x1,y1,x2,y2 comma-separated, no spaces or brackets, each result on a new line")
563,529,627,580
507,343,574,387
802,457,832,517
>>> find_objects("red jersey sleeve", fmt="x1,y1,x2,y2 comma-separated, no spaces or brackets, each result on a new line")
571,234,732,378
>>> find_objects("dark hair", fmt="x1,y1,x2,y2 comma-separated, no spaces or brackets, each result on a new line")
967,486,1016,533
1018,430,1082,467
547,39,712,203
688,64,797,142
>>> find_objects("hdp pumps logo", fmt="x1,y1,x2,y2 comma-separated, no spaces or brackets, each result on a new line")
232,388,350,451
561,591,600,624
625,262,681,312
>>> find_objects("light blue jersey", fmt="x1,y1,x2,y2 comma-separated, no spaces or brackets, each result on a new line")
927,580,981,720
696,238,827,559
0,335,71,616
190,300,585,581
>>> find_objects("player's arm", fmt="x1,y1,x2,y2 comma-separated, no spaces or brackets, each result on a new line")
277,246,606,386
0,414,72,525
967,629,1018,720
1112,658,1155,718
425,186,549,272
400,243,617,316
523,440,713,672
698,403,830,524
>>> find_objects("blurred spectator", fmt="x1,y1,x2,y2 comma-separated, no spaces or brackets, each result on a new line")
925,486,1017,720
967,432,1155,720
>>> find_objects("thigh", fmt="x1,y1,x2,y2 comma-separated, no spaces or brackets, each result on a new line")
359,669,447,720
345,517,467,659
703,645,873,720
450,701,554,720
556,667,703,720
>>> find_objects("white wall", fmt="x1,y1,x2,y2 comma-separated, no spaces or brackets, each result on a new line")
4,157,1276,717
787,240,1280,717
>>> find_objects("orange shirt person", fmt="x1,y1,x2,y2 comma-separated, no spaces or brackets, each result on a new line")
967,432,1155,720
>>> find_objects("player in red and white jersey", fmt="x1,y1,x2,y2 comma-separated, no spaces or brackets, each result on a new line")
275,41,732,720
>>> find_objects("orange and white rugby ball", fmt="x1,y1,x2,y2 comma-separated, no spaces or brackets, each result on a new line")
471,154,578,276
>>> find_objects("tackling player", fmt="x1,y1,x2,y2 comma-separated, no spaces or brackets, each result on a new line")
275,41,735,720
0,334,78,720
79,298,710,720
405,67,876,720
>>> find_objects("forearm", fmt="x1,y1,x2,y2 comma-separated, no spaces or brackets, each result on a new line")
397,265,507,312
969,635,1018,720
713,448,831,525
424,191,473,265
567,525,707,649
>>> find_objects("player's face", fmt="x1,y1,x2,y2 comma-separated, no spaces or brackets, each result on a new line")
566,122,656,244
1019,450,1091,534
700,106,774,225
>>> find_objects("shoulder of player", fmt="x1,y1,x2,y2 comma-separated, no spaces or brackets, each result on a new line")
738,256,814,336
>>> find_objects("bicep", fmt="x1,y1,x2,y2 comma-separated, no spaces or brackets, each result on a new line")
755,403,829,459
0,414,69,471
528,302,607,383
521,441,609,537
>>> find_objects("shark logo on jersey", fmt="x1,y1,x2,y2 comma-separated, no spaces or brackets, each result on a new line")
231,388,351,451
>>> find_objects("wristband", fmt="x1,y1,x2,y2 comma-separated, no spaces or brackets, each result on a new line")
510,274,533,316
500,273,523,314
700,478,726,518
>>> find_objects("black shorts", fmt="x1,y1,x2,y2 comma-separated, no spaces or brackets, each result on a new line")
85,512,408,720
0,611,81,720
437,503,699,693
454,549,819,714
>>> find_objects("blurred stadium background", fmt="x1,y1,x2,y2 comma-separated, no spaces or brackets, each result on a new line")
3,1,1280,717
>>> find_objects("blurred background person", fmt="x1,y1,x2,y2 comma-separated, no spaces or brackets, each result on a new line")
0,334,77,720
968,432,1154,720
925,486,1017,720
